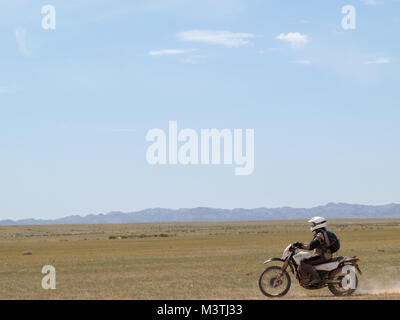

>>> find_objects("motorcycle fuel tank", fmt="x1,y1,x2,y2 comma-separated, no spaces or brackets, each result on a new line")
293,251,312,264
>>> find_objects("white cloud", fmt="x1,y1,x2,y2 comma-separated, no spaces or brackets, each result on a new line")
291,59,312,65
361,0,384,5
0,84,20,95
363,57,392,64
15,27,29,56
176,30,256,47
258,48,280,55
148,49,186,56
0,87,12,95
275,32,311,48
183,55,207,64
110,129,137,133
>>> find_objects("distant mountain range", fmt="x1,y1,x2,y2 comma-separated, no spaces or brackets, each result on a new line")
1,203,400,226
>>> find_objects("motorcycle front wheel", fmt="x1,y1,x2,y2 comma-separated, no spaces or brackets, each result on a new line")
259,266,291,298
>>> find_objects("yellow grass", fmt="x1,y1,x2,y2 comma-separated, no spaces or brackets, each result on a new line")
0,219,400,299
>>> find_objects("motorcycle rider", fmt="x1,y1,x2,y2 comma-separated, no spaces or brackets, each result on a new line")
293,216,333,286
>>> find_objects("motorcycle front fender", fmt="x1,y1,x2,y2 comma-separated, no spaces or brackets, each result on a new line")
263,257,286,264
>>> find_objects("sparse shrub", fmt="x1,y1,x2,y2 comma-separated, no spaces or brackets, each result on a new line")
159,234,169,237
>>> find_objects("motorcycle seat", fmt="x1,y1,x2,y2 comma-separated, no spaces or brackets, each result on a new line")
315,258,342,271
326,256,344,263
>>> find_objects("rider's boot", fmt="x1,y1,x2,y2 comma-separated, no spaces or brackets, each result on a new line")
302,264,321,286
308,269,321,286
308,278,321,286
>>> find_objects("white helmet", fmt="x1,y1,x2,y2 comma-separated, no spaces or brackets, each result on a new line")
308,216,327,232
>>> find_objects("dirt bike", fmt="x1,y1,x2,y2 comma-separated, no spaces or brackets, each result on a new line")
259,243,362,297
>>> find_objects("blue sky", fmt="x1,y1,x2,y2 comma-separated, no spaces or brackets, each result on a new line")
1,0,399,219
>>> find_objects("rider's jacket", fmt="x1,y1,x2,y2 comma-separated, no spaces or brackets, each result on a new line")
305,229,332,260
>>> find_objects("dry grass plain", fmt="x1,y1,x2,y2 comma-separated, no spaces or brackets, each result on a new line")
1,219,400,300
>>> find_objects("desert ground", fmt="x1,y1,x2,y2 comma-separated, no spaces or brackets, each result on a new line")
0,219,399,300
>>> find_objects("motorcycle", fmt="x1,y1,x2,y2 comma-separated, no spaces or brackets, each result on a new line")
259,243,362,297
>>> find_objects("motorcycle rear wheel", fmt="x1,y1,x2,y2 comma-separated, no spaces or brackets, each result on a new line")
328,267,358,296
259,266,291,298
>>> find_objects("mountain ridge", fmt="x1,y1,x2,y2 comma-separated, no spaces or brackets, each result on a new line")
1,203,400,226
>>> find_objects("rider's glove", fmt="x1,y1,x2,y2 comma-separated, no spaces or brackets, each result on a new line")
293,242,303,249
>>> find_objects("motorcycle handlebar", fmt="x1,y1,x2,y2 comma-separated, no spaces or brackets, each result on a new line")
291,243,301,250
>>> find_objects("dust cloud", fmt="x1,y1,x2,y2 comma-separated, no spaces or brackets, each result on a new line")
358,279,400,295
